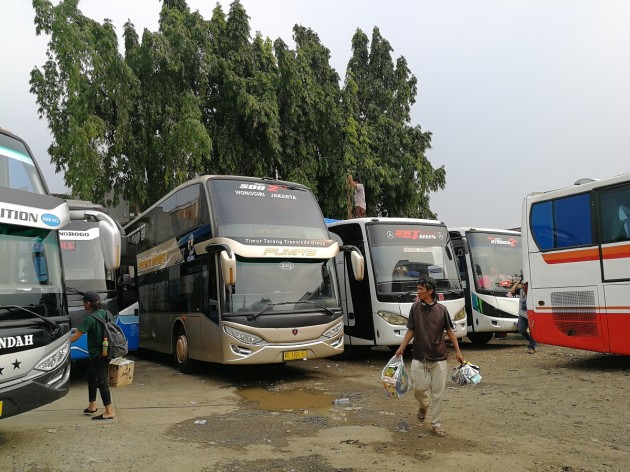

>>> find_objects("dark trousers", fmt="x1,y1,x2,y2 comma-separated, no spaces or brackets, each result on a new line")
87,357,112,406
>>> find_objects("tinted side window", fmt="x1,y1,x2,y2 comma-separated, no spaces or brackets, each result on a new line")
598,184,630,243
531,193,592,250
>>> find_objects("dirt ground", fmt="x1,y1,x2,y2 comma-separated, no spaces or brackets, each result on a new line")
1,335,629,472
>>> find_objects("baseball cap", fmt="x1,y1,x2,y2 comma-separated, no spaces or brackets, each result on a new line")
82,291,100,303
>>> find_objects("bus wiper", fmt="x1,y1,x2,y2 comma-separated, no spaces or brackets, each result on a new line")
396,290,417,300
0,304,61,332
249,301,335,321
260,177,305,192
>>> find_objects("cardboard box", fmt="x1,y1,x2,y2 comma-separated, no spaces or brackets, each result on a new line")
108,358,134,387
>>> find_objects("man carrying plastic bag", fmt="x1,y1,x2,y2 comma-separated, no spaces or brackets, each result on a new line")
395,277,465,437
381,355,409,399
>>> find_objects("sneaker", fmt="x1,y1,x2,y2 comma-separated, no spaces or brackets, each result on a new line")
527,348,536,354
431,426,446,437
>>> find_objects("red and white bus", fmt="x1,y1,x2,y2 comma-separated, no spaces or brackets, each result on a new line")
521,174,630,355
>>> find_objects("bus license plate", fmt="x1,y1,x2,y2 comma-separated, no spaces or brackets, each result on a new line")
283,350,308,361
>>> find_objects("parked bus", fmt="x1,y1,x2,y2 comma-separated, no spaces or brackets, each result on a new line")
123,175,364,371
61,200,137,361
0,128,71,419
327,218,467,349
448,227,522,344
522,174,630,355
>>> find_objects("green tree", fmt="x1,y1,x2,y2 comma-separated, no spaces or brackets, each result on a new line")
274,26,344,216
344,27,444,218
30,0,138,205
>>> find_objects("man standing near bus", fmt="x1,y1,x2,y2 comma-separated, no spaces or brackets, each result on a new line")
69,291,115,420
395,277,465,437
348,175,366,218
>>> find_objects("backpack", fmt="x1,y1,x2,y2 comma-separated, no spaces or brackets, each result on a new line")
90,310,128,359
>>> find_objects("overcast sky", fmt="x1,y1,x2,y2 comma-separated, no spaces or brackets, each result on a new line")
2,0,629,229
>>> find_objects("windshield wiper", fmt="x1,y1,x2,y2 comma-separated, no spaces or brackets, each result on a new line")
0,304,61,332
260,177,306,192
248,300,335,321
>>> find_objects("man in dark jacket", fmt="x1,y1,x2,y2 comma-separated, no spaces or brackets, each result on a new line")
395,277,464,437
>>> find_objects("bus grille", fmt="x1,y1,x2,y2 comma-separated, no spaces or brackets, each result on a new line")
550,290,598,338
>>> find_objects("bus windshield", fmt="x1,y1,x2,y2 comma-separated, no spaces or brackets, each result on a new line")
0,135,47,195
467,232,522,294
0,225,65,320
208,180,329,241
366,224,459,298
60,224,108,293
224,258,338,315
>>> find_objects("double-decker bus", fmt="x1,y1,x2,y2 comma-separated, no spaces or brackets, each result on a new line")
61,200,137,361
522,174,630,355
449,227,522,344
0,128,71,419
327,218,466,349
123,176,363,371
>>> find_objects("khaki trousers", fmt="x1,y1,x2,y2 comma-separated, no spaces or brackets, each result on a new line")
410,359,448,427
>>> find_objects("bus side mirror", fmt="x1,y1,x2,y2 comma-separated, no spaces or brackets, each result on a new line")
85,211,122,271
120,273,132,287
220,250,236,285
350,250,364,281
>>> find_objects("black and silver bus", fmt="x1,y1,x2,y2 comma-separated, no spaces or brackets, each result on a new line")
123,175,363,371
0,128,71,419
61,200,134,361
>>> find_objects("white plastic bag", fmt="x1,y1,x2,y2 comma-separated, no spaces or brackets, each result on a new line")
381,355,409,399
450,362,482,386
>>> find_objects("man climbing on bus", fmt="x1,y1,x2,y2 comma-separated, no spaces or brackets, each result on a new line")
348,175,366,218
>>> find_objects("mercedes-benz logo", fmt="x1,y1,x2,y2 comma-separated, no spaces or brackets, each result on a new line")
387,231,394,239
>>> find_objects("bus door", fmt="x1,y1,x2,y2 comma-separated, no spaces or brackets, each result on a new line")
596,184,630,355
449,232,472,324
344,241,374,343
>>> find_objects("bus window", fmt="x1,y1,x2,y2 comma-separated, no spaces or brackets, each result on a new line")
598,184,630,243
531,193,592,250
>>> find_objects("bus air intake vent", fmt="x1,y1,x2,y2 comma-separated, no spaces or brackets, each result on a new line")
550,291,598,338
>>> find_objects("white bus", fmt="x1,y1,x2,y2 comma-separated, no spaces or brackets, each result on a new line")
449,228,522,344
522,174,630,355
0,128,71,419
123,176,363,371
61,200,134,361
327,218,467,349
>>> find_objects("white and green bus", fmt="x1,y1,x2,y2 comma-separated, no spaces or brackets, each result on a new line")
123,176,363,371
448,227,522,344
0,128,71,419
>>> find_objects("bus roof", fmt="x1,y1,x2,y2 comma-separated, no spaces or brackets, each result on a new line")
526,172,630,199
124,175,314,229
327,217,446,227
448,227,521,236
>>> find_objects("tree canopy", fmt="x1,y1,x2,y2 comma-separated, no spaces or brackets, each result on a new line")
31,0,445,218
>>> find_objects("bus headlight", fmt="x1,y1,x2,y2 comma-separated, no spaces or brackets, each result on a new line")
323,322,343,338
35,342,70,372
224,325,263,345
377,311,407,326
453,307,466,322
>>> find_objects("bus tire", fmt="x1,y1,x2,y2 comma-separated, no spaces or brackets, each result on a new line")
467,332,493,345
174,327,195,374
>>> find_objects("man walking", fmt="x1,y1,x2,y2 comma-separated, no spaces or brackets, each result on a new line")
395,277,465,437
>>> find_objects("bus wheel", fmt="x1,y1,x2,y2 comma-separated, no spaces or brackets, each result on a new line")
467,332,493,345
174,327,195,374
